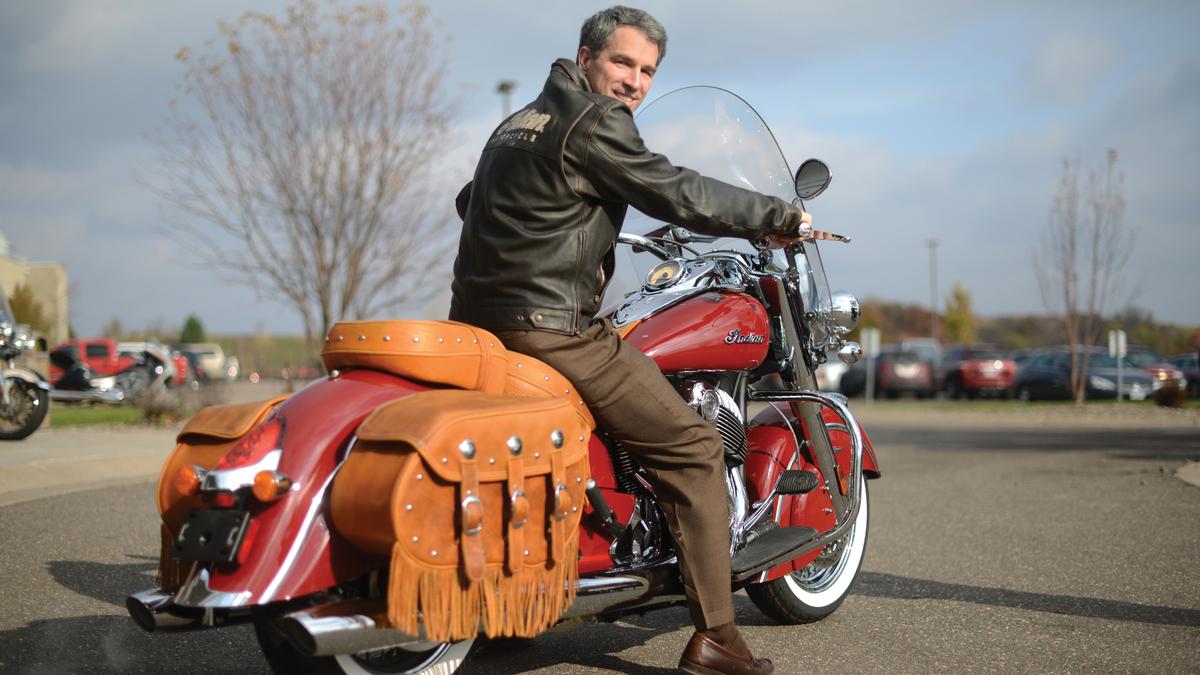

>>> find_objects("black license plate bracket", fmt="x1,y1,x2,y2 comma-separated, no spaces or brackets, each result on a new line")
172,509,250,563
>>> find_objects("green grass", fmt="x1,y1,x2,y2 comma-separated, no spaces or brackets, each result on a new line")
48,404,149,427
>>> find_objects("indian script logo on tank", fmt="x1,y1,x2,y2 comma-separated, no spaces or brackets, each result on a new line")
494,108,552,145
724,329,765,345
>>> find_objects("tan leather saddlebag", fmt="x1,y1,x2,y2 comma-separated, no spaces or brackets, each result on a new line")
330,389,591,642
155,396,288,589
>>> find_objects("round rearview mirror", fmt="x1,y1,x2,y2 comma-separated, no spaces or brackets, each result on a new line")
794,158,832,201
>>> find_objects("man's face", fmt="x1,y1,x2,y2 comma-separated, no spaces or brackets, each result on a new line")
577,25,659,111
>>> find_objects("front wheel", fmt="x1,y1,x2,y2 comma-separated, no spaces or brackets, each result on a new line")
0,378,50,441
253,613,474,675
747,480,870,623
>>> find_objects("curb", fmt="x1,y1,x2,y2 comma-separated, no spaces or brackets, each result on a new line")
1177,461,1200,489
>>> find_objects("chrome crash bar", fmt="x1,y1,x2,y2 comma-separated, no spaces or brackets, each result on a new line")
746,389,865,551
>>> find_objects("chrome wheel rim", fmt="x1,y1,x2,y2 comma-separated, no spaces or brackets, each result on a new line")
792,518,860,593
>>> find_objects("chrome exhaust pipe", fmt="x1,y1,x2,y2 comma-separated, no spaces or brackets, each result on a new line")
125,589,203,632
282,599,434,657
50,388,125,403
561,574,651,619
284,574,655,656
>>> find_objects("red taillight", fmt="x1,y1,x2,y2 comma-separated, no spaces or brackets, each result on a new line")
204,491,238,508
215,416,285,471
174,464,205,496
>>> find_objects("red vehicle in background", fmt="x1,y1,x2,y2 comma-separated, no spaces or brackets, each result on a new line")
49,338,171,402
168,351,192,388
941,344,1017,399
48,338,138,382
1124,346,1187,393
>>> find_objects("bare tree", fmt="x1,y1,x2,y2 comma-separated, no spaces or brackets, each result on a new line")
1035,149,1133,404
151,1,458,360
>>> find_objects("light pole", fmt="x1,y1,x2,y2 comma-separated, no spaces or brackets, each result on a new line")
927,238,939,342
496,80,517,118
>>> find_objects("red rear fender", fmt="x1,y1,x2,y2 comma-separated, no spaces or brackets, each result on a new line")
202,369,429,604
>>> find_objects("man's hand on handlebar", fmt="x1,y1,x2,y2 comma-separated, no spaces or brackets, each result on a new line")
762,210,813,249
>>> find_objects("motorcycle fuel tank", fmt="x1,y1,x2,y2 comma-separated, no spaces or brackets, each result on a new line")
623,292,770,373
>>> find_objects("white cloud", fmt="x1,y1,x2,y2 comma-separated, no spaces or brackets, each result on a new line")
18,1,146,72
1025,32,1117,105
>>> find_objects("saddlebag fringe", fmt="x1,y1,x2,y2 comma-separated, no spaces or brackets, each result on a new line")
332,389,592,642
387,529,582,642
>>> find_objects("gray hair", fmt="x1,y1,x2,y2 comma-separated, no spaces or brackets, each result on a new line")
579,6,667,65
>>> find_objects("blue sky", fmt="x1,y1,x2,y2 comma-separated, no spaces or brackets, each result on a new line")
1,0,1197,336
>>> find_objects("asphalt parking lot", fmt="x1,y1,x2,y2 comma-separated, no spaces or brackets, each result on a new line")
1,399,1197,673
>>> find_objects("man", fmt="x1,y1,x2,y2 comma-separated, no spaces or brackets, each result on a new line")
451,7,812,674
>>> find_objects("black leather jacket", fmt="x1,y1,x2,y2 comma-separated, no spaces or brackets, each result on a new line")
450,59,804,335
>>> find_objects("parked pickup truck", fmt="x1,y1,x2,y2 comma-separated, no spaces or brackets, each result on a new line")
174,342,228,380
48,338,138,383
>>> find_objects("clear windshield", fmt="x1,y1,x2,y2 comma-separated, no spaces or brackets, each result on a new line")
601,86,833,315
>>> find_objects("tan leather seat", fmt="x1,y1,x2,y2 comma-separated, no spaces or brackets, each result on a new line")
322,320,594,428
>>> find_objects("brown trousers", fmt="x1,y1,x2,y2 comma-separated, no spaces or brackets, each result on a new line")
496,319,734,630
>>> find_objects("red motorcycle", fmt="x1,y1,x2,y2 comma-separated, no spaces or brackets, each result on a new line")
127,86,880,674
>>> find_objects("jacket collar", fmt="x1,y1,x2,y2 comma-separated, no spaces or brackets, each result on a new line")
550,58,592,93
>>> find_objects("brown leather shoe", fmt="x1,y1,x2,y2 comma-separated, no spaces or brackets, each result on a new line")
678,633,775,675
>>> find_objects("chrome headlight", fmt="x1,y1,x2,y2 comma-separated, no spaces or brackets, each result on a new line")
645,259,684,291
827,291,860,334
0,321,11,339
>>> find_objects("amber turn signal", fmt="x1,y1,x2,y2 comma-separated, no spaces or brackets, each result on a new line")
253,470,293,502
174,464,205,497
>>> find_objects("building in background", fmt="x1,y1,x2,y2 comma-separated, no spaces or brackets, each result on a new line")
0,231,69,346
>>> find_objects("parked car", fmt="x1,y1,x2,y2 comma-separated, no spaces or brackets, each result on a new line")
1007,348,1038,373
840,346,936,399
816,360,849,392
940,344,1017,398
174,342,227,380
900,336,942,381
1166,353,1199,398
1011,347,1154,401
1123,345,1186,392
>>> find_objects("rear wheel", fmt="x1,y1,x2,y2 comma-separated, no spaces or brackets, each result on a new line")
254,613,474,675
747,480,869,623
1016,385,1032,403
0,378,49,441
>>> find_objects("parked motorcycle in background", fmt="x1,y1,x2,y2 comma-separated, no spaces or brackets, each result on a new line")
0,288,51,440
49,338,171,404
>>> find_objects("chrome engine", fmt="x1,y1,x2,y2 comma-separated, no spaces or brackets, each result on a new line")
686,382,748,466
